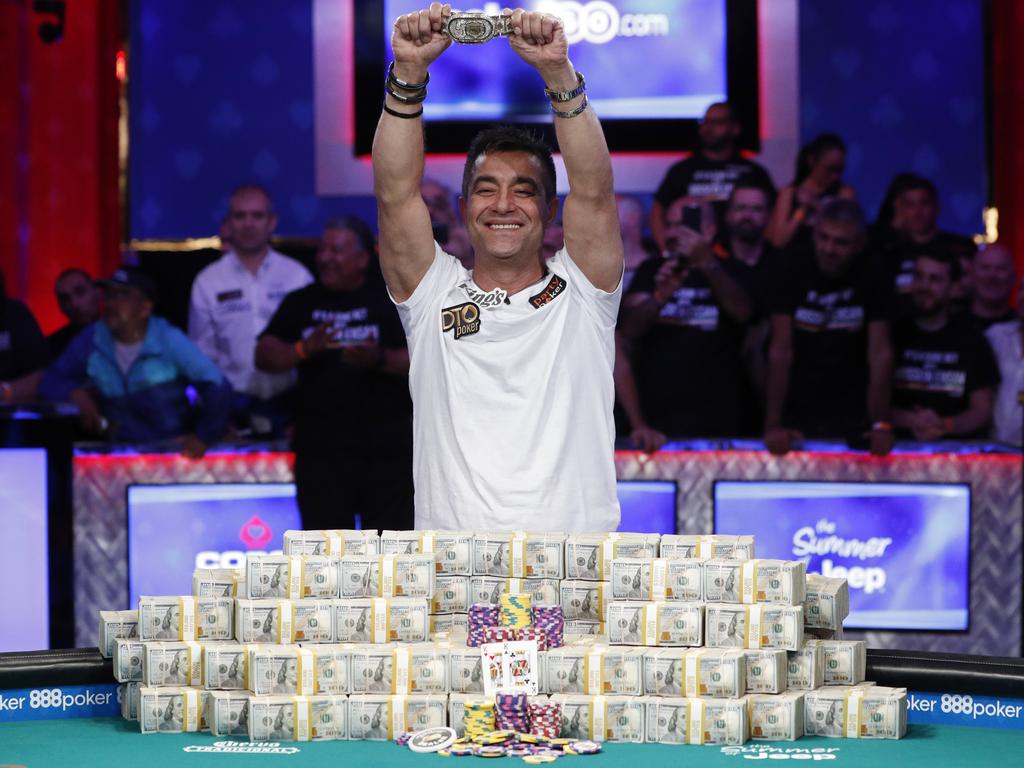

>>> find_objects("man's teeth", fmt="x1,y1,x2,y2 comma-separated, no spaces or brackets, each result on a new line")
489,224,521,229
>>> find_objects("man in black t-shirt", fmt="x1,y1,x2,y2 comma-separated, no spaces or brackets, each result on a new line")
616,195,754,444
891,251,999,440
255,217,413,532
764,200,895,455
0,270,49,403
650,102,775,251
48,268,101,362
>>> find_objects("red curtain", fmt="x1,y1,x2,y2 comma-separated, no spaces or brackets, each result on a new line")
0,0,121,332
992,0,1024,274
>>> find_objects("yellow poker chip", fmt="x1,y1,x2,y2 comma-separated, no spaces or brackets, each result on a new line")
476,745,507,758
437,750,452,757
548,738,573,747
518,734,545,744
476,730,516,744
523,756,559,764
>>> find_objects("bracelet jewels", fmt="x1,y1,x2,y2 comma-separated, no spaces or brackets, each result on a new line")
544,71,586,102
387,61,428,91
385,82,427,104
551,94,589,119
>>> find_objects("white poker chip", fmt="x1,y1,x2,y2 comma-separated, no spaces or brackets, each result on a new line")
408,726,458,753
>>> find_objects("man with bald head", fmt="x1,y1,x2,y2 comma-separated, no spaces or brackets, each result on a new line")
189,184,313,434
967,244,1017,331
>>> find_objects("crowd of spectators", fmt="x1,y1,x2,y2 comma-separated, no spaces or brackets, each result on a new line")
0,103,1020,524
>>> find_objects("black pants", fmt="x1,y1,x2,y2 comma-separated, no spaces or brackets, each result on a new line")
293,431,414,534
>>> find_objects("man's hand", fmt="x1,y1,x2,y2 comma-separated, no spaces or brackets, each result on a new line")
179,433,208,459
506,9,568,73
764,426,803,456
301,322,336,357
653,258,686,304
631,425,667,453
392,3,452,72
866,428,895,457
905,408,944,441
341,344,384,369
671,227,716,272
69,387,104,434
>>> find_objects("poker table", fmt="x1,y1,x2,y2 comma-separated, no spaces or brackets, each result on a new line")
2,649,1023,767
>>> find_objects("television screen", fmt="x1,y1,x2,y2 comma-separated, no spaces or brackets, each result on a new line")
713,481,971,631
0,448,49,651
353,0,758,153
617,479,677,534
127,483,302,607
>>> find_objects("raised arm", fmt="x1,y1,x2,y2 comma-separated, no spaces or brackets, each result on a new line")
372,3,453,302
507,10,623,291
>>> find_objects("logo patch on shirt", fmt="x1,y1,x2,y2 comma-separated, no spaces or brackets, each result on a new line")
216,289,244,302
460,282,508,308
441,301,481,340
528,274,567,309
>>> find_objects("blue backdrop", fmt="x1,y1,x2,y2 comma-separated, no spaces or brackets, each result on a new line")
128,0,988,239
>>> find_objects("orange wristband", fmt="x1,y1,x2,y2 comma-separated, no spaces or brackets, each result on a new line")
294,339,308,360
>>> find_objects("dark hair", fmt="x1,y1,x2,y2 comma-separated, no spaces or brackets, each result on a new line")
817,198,866,236
703,101,738,122
794,133,846,185
911,243,962,282
728,179,776,210
874,173,937,228
324,215,376,254
55,267,92,286
461,126,557,203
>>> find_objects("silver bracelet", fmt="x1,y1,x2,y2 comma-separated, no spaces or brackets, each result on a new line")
544,71,586,103
551,94,588,119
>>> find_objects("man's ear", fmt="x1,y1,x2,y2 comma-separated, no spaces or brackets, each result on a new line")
546,195,560,226
458,196,467,221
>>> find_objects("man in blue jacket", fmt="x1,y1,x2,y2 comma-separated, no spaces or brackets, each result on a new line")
40,267,233,457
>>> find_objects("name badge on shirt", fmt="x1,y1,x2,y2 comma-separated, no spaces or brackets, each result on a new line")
529,274,567,309
216,289,244,302
441,301,481,340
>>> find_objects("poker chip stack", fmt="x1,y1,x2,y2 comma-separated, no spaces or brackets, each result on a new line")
515,626,549,651
468,603,500,647
463,699,497,740
495,691,531,733
482,626,517,644
527,699,562,739
531,604,565,649
499,593,532,629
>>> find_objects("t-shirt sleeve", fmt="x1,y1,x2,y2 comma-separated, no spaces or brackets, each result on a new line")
7,300,48,377
767,260,799,316
259,291,304,343
551,247,623,330
654,160,692,208
390,242,462,337
968,331,1002,393
625,257,663,295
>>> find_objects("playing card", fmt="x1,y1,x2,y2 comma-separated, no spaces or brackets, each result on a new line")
480,641,538,696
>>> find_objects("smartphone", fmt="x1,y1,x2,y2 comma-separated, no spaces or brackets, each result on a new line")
681,205,702,232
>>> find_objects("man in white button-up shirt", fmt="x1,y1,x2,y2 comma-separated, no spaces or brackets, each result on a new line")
189,184,313,433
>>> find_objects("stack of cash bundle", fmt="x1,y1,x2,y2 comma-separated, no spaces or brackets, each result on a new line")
101,529,904,743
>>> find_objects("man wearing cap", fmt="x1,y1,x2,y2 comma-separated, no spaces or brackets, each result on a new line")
40,267,233,457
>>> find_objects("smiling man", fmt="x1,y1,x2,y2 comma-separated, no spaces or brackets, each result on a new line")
372,4,624,532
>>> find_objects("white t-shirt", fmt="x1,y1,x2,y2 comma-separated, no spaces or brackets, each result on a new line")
985,320,1023,446
395,243,622,533
188,249,313,398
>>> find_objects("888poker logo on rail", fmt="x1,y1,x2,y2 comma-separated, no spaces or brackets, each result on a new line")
0,684,119,722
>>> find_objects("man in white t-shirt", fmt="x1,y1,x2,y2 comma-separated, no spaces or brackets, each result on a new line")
373,6,624,532
189,184,313,434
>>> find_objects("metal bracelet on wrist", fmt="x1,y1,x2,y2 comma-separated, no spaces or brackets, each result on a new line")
442,12,514,44
545,71,586,103
387,61,428,91
551,94,589,119
385,83,427,104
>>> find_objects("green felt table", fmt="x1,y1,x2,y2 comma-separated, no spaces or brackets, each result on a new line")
2,717,1021,767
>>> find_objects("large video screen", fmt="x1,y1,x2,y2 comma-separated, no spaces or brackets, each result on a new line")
352,0,758,153
0,448,49,652
714,481,971,631
617,480,677,534
127,484,302,607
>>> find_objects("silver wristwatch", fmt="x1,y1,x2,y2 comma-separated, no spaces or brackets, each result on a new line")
442,12,514,44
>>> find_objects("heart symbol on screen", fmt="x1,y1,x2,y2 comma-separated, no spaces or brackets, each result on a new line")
240,515,273,549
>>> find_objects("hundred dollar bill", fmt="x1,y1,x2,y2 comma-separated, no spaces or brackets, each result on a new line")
565,533,661,581
559,580,611,622
804,573,850,629
192,567,245,598
235,599,293,643
114,638,146,682
544,646,586,694
429,612,468,640
207,690,251,736
350,644,395,694
643,648,685,697
448,692,475,736
736,560,806,605
747,691,804,740
644,697,691,743
448,645,485,693
139,596,233,641
686,697,749,745
142,641,203,687
246,554,340,600
338,554,436,599
299,643,351,694
743,649,788,694
804,685,906,739
99,610,138,657
819,639,867,685
248,694,348,741
250,645,319,695
805,626,845,640
139,686,201,733
682,649,746,698
704,604,803,650
702,560,743,603
609,558,704,602
431,574,470,614
201,643,249,690
380,530,473,575
348,694,447,740
469,576,560,606
472,532,566,579
333,597,429,644
396,643,449,694
607,601,704,647
548,694,645,742
283,529,379,556
564,620,607,639
660,534,754,561
595,647,646,696
119,681,140,720
292,599,334,642
787,641,825,690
